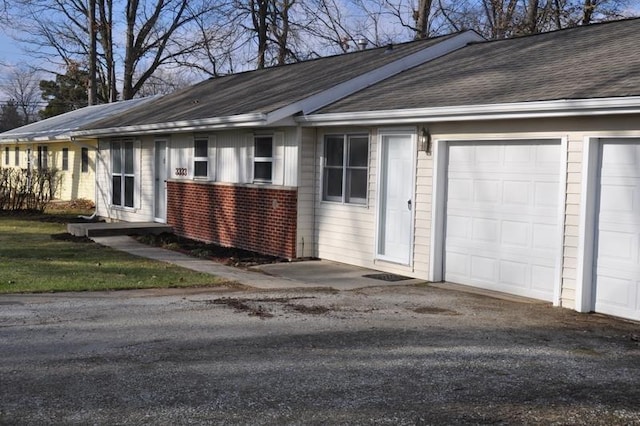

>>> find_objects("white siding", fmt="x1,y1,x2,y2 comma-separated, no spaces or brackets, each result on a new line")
96,136,154,222
296,127,316,258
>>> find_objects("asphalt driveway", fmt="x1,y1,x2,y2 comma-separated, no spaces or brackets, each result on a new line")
1,284,639,425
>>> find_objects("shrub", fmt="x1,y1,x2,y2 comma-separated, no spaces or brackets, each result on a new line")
0,168,61,212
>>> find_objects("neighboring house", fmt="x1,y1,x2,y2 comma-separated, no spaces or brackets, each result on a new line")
0,97,154,203
73,18,640,322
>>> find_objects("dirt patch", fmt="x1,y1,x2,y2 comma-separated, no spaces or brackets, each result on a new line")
210,297,275,319
137,233,287,268
413,306,460,315
208,296,330,318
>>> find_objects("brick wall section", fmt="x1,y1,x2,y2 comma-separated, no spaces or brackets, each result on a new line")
167,181,298,259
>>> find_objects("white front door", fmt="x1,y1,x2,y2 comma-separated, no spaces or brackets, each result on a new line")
444,141,562,301
377,132,415,265
594,140,640,321
154,140,167,222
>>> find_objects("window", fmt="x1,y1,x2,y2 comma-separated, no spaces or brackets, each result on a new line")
14,147,19,166
193,137,208,178
254,135,273,182
111,140,135,208
4,147,8,165
81,148,89,173
323,134,369,204
37,146,48,170
62,148,69,171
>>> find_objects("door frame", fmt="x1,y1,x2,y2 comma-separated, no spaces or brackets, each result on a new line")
374,128,417,266
153,138,168,223
430,136,567,306
576,135,640,313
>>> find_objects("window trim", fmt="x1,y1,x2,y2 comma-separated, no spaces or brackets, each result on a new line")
253,134,274,183
322,133,369,205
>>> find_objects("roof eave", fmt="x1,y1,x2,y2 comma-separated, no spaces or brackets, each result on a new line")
71,113,269,138
296,97,640,126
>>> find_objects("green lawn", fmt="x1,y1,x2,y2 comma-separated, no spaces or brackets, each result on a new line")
0,215,226,293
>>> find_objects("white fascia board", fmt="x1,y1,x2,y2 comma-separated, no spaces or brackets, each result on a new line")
297,97,640,126
265,30,483,125
71,113,268,138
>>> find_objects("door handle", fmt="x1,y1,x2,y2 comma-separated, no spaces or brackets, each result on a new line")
407,199,412,210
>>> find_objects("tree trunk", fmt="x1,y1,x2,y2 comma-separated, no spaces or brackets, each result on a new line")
414,0,433,40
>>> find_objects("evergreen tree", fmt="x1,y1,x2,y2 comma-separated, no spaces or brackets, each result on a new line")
0,100,24,131
39,62,90,119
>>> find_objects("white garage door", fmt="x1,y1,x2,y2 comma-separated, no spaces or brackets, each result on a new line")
595,140,640,321
445,141,562,301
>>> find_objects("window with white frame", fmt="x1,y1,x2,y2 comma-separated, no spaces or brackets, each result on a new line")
14,147,19,166
193,137,208,178
4,147,8,165
323,134,369,204
111,140,135,208
253,135,273,182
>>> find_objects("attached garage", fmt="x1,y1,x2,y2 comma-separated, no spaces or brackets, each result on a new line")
592,139,640,321
442,140,564,302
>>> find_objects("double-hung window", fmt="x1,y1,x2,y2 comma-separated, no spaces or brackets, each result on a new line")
62,148,69,171
14,147,19,166
323,134,369,204
193,137,208,178
111,140,135,208
254,135,273,183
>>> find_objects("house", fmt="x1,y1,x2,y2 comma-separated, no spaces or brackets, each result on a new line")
73,18,640,322
299,17,640,322
72,30,480,250
0,97,154,203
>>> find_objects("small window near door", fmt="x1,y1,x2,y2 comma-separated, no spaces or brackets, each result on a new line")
323,134,368,204
194,137,208,178
14,147,19,166
254,135,273,183
62,148,69,171
81,148,89,173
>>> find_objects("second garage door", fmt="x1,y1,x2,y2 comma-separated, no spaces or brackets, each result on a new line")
594,140,640,321
444,141,562,301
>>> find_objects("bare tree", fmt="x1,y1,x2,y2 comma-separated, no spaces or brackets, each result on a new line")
2,66,42,124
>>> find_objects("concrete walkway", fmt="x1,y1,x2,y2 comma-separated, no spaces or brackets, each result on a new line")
91,236,425,291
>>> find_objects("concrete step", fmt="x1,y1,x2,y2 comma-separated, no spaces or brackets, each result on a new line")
67,222,172,238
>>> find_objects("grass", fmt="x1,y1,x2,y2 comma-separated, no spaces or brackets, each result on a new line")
0,214,226,293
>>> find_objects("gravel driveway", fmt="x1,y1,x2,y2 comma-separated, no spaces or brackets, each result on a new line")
1,284,639,425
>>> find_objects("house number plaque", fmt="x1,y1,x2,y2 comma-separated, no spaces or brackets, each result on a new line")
175,168,188,176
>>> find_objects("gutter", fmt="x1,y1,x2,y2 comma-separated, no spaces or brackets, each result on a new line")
296,97,640,126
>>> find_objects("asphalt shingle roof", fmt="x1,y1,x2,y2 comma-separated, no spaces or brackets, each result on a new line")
0,97,155,142
83,35,454,130
317,18,640,114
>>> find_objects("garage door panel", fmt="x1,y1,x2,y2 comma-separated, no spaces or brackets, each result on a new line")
445,141,561,301
594,140,640,321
